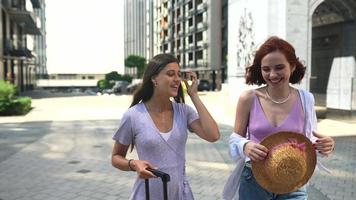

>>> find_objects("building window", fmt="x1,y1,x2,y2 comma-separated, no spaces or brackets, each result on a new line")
171,41,175,49
196,31,203,41
188,18,193,27
188,2,193,10
189,52,193,60
177,23,181,32
189,35,193,43
177,8,181,17
196,13,203,23
196,50,203,59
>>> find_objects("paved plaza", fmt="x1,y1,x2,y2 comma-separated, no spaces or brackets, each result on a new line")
0,92,355,200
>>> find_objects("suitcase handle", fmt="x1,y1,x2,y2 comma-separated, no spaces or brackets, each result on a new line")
147,168,170,182
145,168,170,200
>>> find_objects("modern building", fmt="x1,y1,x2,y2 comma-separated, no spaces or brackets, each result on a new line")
37,73,105,91
227,0,356,113
32,0,46,79
0,0,46,92
124,0,155,77
152,0,227,90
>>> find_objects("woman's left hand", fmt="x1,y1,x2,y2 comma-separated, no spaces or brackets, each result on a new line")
313,135,335,156
183,69,198,97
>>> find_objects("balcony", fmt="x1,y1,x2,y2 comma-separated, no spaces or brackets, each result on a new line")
6,8,42,35
187,26,195,33
4,43,34,59
196,40,204,49
196,22,208,32
10,48,34,58
197,3,208,13
197,59,205,66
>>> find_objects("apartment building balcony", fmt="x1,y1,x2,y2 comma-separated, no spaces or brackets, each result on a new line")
196,40,204,49
6,8,42,35
4,45,34,60
187,26,195,33
196,3,208,14
176,15,184,23
196,22,208,32
186,43,195,52
197,59,206,67
178,46,184,52
175,1,183,7
203,42,209,49
167,36,174,42
178,31,184,37
186,9,195,17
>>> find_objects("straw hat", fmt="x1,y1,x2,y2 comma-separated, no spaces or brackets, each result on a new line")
252,131,317,194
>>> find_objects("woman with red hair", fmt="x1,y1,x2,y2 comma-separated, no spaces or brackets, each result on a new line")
223,36,335,200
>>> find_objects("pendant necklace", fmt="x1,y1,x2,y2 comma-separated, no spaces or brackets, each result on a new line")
265,87,291,104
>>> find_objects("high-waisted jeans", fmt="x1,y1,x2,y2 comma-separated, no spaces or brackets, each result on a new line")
239,165,308,200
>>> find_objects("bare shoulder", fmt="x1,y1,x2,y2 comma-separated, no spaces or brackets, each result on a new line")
239,89,256,103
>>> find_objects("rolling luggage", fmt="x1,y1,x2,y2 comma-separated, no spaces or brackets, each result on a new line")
144,168,170,200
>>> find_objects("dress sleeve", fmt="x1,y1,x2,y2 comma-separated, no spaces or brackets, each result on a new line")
112,111,133,146
185,104,199,125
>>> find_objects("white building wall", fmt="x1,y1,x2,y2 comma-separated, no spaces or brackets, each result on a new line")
285,0,310,90
227,0,290,101
327,57,356,110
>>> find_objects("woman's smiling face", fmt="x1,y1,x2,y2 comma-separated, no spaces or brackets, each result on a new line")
260,51,295,87
153,62,182,97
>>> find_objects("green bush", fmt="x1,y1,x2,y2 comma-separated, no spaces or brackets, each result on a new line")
9,97,32,115
97,79,112,90
0,81,32,116
0,80,16,100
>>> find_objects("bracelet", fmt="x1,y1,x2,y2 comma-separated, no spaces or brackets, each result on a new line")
128,159,135,171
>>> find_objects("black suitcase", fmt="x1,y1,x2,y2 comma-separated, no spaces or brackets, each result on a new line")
145,168,170,200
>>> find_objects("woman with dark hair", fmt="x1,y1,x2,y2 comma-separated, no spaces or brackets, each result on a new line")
112,54,220,199
223,36,335,199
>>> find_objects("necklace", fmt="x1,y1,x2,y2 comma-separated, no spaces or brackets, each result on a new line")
265,87,291,104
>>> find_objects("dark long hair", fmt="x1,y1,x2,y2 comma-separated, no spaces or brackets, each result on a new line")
130,54,185,108
245,36,306,85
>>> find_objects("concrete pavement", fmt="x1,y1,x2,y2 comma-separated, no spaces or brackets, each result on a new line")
0,91,355,200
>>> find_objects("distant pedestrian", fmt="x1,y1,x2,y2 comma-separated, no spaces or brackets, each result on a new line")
223,36,335,200
111,53,220,200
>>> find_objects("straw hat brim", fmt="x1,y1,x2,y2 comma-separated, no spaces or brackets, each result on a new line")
252,131,317,194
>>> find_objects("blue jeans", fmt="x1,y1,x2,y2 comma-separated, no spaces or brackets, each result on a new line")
239,166,308,200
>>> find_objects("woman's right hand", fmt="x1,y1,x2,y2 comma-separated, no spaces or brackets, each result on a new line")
244,141,269,162
130,160,157,179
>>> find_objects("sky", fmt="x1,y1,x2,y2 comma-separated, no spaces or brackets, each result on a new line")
46,0,124,74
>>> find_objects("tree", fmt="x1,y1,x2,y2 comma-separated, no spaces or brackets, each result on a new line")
105,71,122,81
125,55,146,78
121,74,133,83
104,71,132,83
